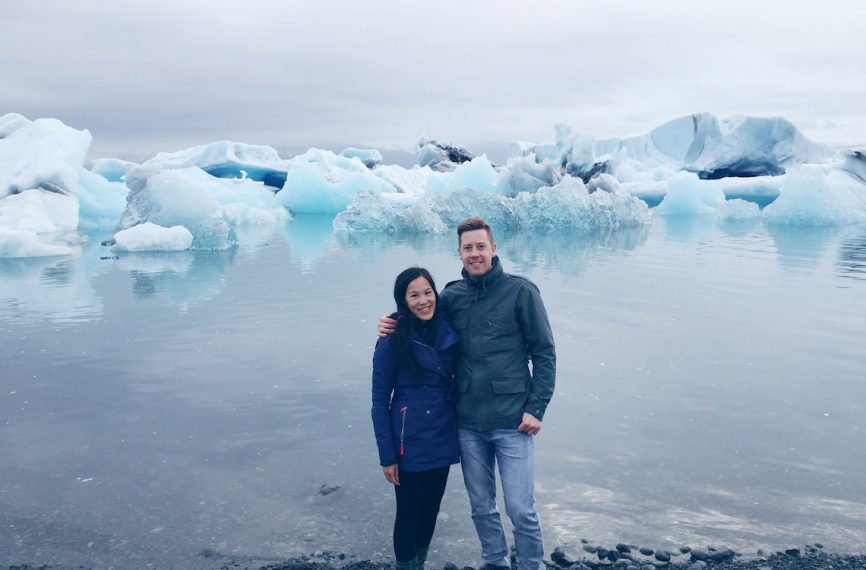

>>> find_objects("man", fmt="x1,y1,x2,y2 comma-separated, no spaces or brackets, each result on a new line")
381,217,556,570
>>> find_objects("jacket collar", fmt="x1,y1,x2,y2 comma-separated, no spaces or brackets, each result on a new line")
412,313,459,352
462,255,504,292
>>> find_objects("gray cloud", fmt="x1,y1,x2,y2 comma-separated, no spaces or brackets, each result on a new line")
2,0,864,159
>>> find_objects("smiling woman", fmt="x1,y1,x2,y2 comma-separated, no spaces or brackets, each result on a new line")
370,266,460,570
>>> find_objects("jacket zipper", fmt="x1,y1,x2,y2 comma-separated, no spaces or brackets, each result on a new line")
399,406,408,456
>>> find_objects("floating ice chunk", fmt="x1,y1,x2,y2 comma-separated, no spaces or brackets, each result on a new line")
586,173,621,195
0,113,33,138
425,156,498,196
335,176,650,233
333,188,448,233
340,147,382,168
78,169,129,230
0,227,74,258
514,177,651,232
146,140,289,188
372,164,430,195
694,115,830,178
279,149,398,214
840,150,866,184
223,203,285,225
0,114,91,199
720,199,762,222
205,177,289,225
116,166,237,250
90,158,139,183
655,172,726,215
0,189,79,233
763,166,866,226
112,222,193,252
497,154,562,197
416,138,475,171
649,113,719,163
147,140,283,170
714,175,783,207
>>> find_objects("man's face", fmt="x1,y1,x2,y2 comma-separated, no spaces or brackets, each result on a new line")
458,228,496,277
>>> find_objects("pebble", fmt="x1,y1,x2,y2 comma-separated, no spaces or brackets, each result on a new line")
687,563,706,570
654,550,670,562
552,546,573,567
597,548,610,560
679,547,691,554
318,484,341,496
583,545,598,554
784,548,801,557
616,544,631,554
690,549,708,561
709,549,736,562
639,548,654,557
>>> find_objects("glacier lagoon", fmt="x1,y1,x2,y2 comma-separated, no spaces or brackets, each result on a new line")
1,216,865,569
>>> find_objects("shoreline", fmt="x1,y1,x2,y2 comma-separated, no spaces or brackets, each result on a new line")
7,543,866,570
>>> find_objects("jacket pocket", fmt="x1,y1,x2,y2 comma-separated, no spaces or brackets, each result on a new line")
491,375,527,394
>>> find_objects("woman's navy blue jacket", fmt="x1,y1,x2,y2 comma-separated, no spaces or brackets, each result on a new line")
371,315,460,471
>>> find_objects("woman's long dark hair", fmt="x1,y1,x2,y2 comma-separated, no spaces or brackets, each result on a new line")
392,267,439,378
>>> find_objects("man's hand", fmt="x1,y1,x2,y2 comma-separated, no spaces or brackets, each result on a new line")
517,412,542,436
378,313,397,338
383,464,399,485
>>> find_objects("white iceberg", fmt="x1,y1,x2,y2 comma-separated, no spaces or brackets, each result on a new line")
763,165,866,226
113,222,194,252
116,166,238,250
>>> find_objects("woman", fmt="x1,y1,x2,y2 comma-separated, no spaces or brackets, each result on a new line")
371,267,460,570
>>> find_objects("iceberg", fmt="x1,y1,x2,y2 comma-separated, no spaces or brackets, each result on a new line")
0,114,91,199
1,111,864,250
115,166,238,250
416,138,476,171
146,140,290,188
0,226,75,258
334,176,651,234
763,165,866,226
113,222,194,252
0,113,128,257
340,147,383,168
278,148,399,214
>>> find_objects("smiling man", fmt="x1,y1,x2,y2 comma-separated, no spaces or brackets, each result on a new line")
441,217,556,570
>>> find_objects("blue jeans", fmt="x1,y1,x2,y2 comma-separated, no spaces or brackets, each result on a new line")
458,427,544,570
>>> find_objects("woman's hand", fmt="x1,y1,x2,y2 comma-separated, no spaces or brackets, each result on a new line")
383,464,400,485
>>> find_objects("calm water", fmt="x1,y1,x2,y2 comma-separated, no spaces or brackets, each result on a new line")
1,216,865,569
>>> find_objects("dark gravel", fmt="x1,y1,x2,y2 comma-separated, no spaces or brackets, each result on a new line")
5,543,866,570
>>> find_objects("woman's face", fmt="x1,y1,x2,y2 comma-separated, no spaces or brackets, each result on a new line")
404,276,436,321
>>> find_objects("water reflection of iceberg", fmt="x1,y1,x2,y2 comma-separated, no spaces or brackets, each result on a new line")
284,215,340,271
497,225,651,276
115,250,235,309
765,225,840,271
0,256,103,324
837,232,866,281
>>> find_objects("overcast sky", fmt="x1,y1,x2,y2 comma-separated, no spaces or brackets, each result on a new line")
3,0,865,160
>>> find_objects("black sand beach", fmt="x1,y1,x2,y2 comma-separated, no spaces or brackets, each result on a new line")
7,542,866,570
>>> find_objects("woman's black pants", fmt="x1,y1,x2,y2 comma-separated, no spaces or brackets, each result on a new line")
393,465,450,563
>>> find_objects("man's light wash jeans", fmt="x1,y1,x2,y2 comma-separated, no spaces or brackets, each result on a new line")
458,427,544,570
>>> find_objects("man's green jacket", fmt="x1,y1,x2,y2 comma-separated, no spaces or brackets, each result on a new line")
441,256,556,432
